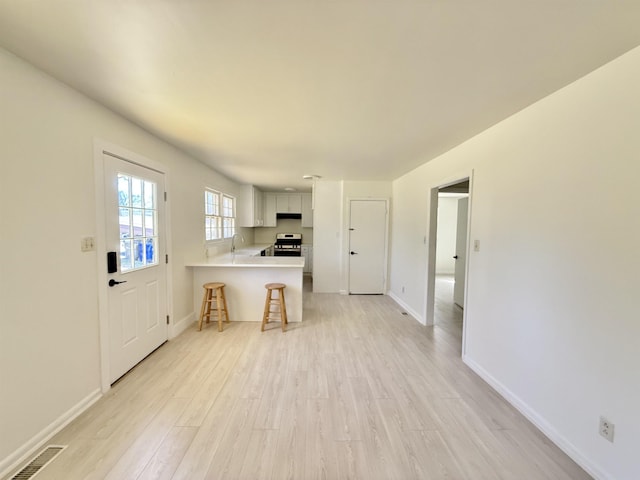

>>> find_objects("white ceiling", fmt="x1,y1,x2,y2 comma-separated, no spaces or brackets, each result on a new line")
1,1,640,192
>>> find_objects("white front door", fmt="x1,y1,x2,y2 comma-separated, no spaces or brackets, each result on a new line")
453,197,468,308
104,153,168,383
348,199,388,294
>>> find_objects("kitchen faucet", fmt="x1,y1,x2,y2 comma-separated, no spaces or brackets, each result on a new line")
231,233,245,254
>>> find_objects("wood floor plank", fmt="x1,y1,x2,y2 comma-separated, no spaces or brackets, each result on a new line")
203,398,260,479
137,427,198,480
271,391,307,480
237,429,279,480
305,398,340,480
103,397,190,480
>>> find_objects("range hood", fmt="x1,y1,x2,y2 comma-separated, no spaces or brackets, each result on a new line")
276,213,302,220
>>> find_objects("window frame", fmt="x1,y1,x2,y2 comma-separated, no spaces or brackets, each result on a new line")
204,188,236,242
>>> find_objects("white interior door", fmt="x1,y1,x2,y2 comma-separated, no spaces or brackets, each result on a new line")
349,199,387,294
104,154,168,383
453,197,468,308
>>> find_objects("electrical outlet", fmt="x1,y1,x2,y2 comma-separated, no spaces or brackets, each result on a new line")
599,416,614,442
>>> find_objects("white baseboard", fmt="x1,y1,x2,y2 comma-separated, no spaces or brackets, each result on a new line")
387,292,425,325
169,311,195,339
0,388,102,479
462,355,609,480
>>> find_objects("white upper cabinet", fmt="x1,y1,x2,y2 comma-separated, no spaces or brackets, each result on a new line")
263,193,277,227
276,194,302,213
288,194,302,213
301,193,313,227
276,193,302,213
238,185,264,227
261,192,312,227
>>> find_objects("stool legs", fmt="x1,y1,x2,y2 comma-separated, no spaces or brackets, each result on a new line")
262,283,287,332
262,289,272,332
278,287,288,330
198,283,229,331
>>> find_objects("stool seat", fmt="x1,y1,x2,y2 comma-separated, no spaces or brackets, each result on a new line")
262,283,288,332
198,282,230,332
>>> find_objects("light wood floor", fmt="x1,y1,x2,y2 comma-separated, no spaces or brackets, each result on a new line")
10,276,591,479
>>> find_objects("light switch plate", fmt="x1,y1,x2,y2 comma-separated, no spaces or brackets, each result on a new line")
81,236,95,252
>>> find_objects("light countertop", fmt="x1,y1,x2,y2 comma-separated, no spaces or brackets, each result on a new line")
186,245,304,268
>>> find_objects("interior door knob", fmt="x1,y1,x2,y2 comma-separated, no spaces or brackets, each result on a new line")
453,255,459,259
109,279,127,287
350,251,358,255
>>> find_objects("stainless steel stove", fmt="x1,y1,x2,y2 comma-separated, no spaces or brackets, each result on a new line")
273,233,302,256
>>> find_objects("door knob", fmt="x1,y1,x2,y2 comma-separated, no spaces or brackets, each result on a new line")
453,255,458,259
350,251,358,255
109,279,127,287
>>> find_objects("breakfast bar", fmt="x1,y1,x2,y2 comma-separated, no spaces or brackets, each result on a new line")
186,249,305,326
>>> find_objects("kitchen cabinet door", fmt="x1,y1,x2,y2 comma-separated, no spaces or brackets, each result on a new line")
263,193,277,227
254,188,264,226
302,245,313,273
288,194,302,213
239,185,264,227
276,194,289,213
276,193,302,213
301,193,313,227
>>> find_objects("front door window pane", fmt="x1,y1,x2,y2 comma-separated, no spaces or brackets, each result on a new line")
118,173,159,272
131,177,143,208
120,239,133,271
118,176,130,206
144,181,155,208
144,210,156,236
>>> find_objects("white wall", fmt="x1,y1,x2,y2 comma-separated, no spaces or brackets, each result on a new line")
389,46,640,480
435,197,458,274
311,180,343,292
0,48,244,473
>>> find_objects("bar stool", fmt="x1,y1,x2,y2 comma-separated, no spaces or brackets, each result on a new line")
198,282,229,332
262,283,288,332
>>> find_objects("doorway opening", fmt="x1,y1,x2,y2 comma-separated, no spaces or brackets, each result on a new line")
425,177,471,355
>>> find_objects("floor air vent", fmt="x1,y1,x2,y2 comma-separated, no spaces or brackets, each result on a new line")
12,445,66,480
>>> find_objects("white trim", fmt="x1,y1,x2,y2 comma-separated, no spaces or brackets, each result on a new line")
170,312,196,339
0,389,101,479
93,138,172,392
387,291,425,325
423,171,473,355
424,188,438,327
463,355,610,480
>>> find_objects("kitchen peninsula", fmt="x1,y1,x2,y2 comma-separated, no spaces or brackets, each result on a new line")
186,247,305,326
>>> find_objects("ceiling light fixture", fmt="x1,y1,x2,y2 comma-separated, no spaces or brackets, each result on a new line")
303,174,322,180
284,187,296,191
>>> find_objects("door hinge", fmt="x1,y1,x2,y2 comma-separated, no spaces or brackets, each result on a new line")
164,191,167,201
166,315,170,325
165,254,169,264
